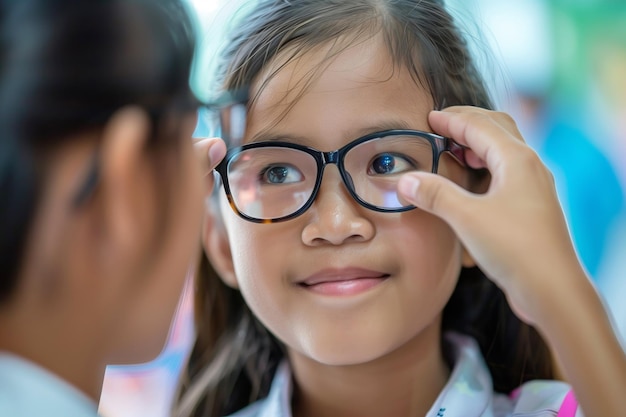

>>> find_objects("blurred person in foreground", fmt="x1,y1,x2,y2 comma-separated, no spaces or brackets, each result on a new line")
0,0,225,415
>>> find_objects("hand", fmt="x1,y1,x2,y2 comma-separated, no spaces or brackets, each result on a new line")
193,137,227,197
397,107,586,324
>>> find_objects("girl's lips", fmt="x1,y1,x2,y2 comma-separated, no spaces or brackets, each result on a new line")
299,268,389,296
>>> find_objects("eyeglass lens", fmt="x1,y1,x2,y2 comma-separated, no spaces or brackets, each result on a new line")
225,134,435,220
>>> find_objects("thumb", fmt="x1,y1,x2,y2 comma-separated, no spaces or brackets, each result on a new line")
397,172,474,225
194,137,226,176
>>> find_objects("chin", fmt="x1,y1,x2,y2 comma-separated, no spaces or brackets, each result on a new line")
313,352,383,367
295,333,400,367
107,330,170,366
110,347,165,366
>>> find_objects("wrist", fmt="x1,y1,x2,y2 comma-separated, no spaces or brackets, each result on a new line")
505,252,590,328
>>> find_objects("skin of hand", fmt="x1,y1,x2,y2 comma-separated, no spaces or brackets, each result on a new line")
194,137,227,195
398,106,575,323
397,106,626,417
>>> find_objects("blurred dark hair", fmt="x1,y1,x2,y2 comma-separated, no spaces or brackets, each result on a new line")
175,1,554,416
0,0,197,302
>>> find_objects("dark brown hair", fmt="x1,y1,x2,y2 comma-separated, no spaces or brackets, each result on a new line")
175,1,554,416
0,0,197,302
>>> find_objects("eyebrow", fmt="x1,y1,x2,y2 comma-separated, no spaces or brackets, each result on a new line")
247,117,423,146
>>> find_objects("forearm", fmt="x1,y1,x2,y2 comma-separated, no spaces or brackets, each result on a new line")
535,270,626,416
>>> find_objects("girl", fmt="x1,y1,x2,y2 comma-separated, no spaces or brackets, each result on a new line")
0,0,225,415
176,1,626,416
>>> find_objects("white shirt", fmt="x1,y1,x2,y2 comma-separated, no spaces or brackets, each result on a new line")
0,352,99,417
226,333,583,417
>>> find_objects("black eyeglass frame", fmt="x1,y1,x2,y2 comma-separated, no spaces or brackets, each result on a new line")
214,129,467,224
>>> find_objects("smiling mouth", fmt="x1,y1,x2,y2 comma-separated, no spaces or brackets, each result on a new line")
299,270,390,296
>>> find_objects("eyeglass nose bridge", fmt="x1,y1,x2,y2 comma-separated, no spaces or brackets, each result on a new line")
321,149,340,164
309,148,359,208
318,149,349,188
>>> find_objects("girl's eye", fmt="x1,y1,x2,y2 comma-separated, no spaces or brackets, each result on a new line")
367,153,415,175
260,164,303,184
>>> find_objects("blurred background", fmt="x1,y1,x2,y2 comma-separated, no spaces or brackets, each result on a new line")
98,1,626,416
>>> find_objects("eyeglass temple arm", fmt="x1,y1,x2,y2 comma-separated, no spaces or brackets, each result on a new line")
447,139,467,166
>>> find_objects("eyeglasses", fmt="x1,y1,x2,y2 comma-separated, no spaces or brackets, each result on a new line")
202,90,466,223
198,88,248,147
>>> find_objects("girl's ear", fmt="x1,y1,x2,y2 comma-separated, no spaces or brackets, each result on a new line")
202,205,239,289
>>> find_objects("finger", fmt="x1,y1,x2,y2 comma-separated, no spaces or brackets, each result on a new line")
464,149,486,170
397,172,475,229
194,137,226,176
438,106,526,143
429,110,522,174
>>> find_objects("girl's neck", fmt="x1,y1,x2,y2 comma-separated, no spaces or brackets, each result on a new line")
289,322,449,417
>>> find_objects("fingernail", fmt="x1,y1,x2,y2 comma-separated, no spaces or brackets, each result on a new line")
208,141,225,165
398,174,420,198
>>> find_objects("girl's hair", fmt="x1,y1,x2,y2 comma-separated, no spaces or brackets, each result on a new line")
176,1,554,415
0,0,196,302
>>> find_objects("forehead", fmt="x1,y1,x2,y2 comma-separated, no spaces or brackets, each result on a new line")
247,34,434,146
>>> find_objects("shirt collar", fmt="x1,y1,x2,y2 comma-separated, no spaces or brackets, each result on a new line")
256,333,497,417
425,332,493,417
0,352,99,417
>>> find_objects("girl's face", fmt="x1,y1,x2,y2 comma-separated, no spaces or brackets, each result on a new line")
215,35,471,365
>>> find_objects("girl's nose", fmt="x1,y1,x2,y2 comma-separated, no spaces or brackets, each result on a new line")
301,167,375,246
